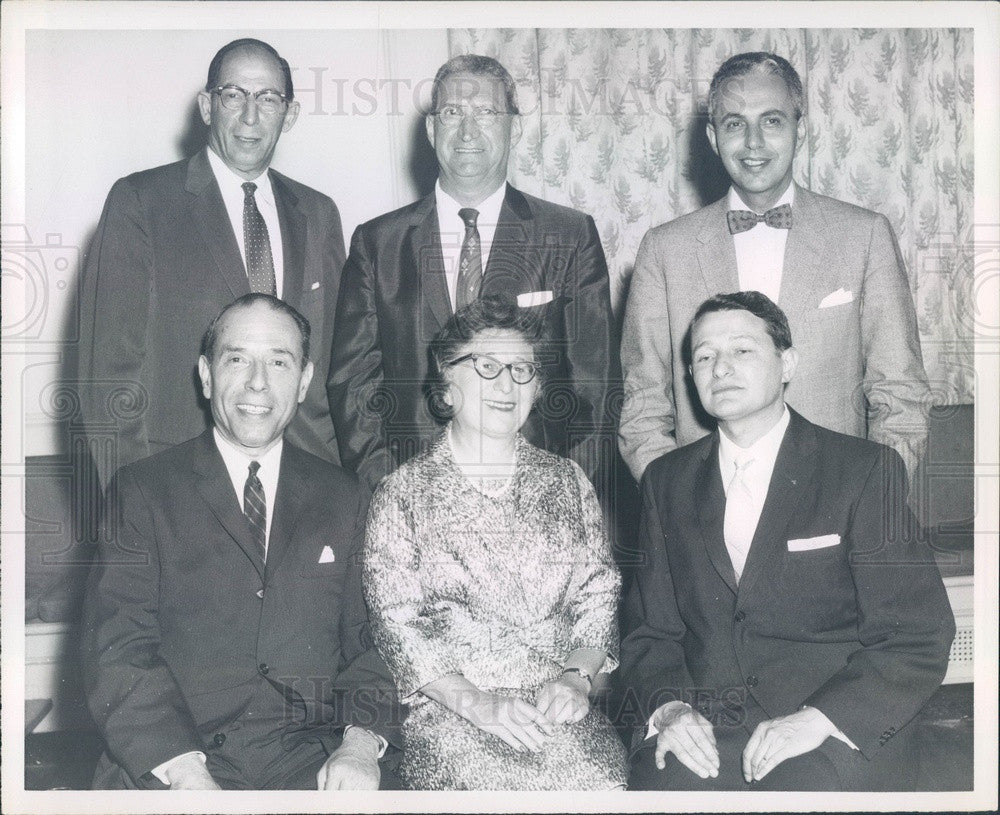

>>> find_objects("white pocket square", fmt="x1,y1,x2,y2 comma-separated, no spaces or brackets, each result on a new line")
517,290,554,307
310,281,321,291
818,288,853,309
318,545,336,563
787,534,841,552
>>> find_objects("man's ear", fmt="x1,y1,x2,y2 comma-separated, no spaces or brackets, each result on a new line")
793,113,807,155
197,92,213,127
509,115,523,147
780,346,799,384
706,119,719,157
424,114,436,147
281,100,301,133
297,360,315,403
198,355,212,399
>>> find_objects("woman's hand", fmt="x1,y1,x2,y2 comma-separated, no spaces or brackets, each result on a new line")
460,690,556,753
535,673,590,725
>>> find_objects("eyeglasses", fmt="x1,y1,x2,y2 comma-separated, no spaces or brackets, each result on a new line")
448,353,540,384
434,105,511,127
212,85,288,114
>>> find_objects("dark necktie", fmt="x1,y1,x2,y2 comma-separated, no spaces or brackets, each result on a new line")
455,207,483,310
726,203,793,235
242,182,276,295
243,460,267,562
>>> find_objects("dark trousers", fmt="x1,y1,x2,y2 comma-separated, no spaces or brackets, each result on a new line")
628,720,918,792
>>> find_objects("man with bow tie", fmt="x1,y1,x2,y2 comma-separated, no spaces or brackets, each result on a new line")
619,51,929,485
82,295,400,790
621,292,953,791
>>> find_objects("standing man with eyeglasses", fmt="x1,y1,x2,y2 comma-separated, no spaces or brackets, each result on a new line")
619,52,929,486
78,38,345,489
329,54,619,496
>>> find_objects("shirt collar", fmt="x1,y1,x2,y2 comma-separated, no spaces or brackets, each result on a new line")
718,404,790,473
206,146,275,206
727,181,795,215
435,179,507,227
212,428,283,487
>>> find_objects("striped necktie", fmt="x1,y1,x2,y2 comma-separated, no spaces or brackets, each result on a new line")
243,460,267,562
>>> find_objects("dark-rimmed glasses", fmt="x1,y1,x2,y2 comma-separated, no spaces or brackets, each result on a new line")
448,353,540,384
212,85,288,114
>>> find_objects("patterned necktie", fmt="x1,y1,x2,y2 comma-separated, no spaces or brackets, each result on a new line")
723,455,756,583
244,460,267,562
726,203,793,235
242,182,276,295
455,207,483,310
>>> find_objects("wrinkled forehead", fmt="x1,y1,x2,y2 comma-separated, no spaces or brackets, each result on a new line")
437,71,508,108
216,46,285,89
215,304,303,353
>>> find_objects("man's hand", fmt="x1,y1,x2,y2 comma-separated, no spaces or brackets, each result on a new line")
742,706,837,782
163,753,221,790
461,690,556,753
317,727,381,790
651,701,719,779
535,674,590,725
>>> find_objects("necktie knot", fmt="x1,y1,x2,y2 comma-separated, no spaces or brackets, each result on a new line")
248,460,261,478
727,203,792,234
242,181,258,199
458,207,480,230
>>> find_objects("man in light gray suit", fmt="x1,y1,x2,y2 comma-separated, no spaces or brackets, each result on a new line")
619,51,929,483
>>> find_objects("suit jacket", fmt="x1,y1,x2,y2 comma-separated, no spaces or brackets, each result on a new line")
77,149,346,489
619,183,930,482
327,184,620,492
81,432,399,787
620,409,954,759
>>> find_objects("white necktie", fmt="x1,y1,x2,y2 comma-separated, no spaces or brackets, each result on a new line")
723,456,756,583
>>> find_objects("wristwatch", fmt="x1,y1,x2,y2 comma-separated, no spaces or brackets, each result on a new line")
561,667,593,690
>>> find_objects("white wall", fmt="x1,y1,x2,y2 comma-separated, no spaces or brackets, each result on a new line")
18,28,449,456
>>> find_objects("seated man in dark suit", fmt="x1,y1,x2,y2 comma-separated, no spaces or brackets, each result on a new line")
621,291,954,791
82,294,399,790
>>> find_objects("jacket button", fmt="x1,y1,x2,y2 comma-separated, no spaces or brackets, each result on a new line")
746,675,759,687
213,733,226,746
256,588,264,599
258,662,269,676
734,611,746,622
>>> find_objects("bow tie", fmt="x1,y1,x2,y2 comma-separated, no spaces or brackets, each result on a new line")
726,203,793,234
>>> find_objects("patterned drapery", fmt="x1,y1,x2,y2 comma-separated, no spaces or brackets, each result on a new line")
448,29,974,404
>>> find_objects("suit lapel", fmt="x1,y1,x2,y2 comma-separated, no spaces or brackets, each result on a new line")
191,431,264,580
778,184,824,312
486,185,541,291
695,434,738,595
405,194,451,332
735,411,818,600
696,197,740,297
185,150,250,300
263,443,306,580
271,171,306,308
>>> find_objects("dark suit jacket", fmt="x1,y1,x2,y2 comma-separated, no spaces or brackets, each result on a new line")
77,149,346,489
620,409,954,759
81,432,399,787
327,184,620,491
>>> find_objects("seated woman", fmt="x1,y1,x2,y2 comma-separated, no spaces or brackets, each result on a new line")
363,296,627,790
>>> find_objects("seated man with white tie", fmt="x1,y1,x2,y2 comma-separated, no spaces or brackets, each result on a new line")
621,291,954,791
82,294,399,790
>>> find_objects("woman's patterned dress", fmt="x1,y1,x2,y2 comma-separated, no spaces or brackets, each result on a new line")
364,430,627,790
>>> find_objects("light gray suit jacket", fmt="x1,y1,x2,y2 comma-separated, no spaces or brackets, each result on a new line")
619,184,929,482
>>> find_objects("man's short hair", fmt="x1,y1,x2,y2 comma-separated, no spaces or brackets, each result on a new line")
708,51,804,120
692,291,793,351
202,293,311,363
430,54,520,115
206,38,295,100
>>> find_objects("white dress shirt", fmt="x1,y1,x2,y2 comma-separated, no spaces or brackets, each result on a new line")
207,147,285,297
730,183,795,304
434,180,507,311
213,429,282,553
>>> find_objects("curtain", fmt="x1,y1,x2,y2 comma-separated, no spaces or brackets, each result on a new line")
448,28,974,405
